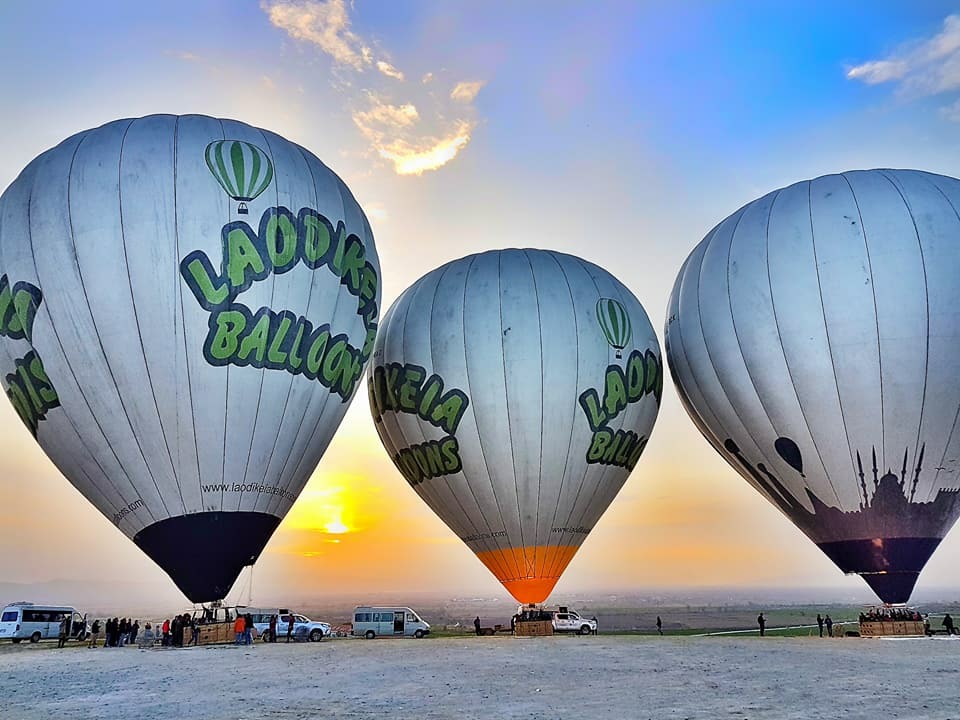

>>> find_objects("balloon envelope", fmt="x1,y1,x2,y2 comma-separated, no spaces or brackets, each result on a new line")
0,115,380,602
369,249,662,603
665,169,960,604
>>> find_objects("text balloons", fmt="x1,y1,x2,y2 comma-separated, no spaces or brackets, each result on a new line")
0,115,380,602
666,169,960,604
369,249,662,603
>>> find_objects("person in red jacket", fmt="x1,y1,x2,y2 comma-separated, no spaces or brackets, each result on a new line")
234,615,245,645
162,618,170,647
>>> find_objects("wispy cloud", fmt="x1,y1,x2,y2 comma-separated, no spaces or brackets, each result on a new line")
261,0,484,173
353,95,475,175
262,0,371,70
376,60,405,81
847,14,960,118
450,80,485,103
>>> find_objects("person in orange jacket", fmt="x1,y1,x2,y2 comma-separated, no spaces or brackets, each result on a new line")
234,615,245,645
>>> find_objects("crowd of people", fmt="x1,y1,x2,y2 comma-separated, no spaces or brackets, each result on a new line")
859,607,923,623
69,608,309,649
85,617,141,648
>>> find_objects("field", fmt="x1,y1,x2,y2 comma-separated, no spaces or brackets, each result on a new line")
1,632,958,719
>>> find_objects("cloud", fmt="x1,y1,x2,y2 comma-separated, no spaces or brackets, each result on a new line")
353,97,419,130
846,60,909,85
376,60,405,81
376,123,475,176
261,0,372,70
847,14,960,105
450,80,485,103
261,0,484,175
353,95,475,175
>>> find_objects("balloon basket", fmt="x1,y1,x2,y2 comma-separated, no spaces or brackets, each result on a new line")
238,202,249,215
514,620,553,637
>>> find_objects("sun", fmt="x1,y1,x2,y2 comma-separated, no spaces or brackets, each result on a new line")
283,474,359,535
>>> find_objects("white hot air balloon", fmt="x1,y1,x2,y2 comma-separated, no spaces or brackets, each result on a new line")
666,169,960,604
368,249,662,604
0,115,380,602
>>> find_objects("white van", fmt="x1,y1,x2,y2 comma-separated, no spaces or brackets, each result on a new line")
0,602,87,644
352,606,430,639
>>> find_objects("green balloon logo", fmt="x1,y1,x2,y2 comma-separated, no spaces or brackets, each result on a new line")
204,140,274,215
596,297,632,358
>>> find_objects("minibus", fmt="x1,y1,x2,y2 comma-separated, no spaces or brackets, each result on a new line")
352,606,430,639
0,602,86,643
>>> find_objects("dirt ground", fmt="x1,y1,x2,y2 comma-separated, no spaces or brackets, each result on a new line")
0,634,958,719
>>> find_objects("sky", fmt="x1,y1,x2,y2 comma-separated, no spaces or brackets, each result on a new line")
2,0,960,611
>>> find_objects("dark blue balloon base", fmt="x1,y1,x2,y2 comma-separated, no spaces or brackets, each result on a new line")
816,537,942,604
134,511,280,603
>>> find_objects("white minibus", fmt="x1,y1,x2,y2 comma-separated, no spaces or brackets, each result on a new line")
0,602,86,643
352,606,430,639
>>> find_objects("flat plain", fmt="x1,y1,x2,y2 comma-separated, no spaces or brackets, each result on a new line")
1,633,958,719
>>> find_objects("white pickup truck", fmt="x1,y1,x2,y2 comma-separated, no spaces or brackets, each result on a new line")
551,608,598,635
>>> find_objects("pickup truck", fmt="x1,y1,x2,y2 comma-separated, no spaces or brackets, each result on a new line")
552,609,598,635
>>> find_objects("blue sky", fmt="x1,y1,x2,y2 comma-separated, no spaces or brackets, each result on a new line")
2,1,960,606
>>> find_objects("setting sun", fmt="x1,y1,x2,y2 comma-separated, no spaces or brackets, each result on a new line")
283,476,359,536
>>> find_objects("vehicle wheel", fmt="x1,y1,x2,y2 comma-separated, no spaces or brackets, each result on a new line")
365,630,375,640
261,631,272,643
414,629,424,639
11,638,20,644
580,625,592,635
30,632,41,643
309,629,322,642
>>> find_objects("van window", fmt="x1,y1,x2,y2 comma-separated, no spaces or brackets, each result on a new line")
23,610,48,622
1,611,18,622
406,613,416,622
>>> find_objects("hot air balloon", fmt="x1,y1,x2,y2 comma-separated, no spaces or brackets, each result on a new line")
597,297,632,358
0,114,380,603
204,139,274,215
665,169,960,604
368,249,662,604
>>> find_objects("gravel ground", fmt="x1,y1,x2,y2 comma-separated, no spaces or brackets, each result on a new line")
0,634,958,719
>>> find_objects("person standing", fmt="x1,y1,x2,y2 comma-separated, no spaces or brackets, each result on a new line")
286,614,295,643
234,614,245,645
269,614,278,643
162,618,170,647
943,613,956,635
88,618,101,648
817,614,824,638
757,613,766,637
656,616,663,635
57,615,69,649
825,614,833,637
244,613,254,645
474,617,482,636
